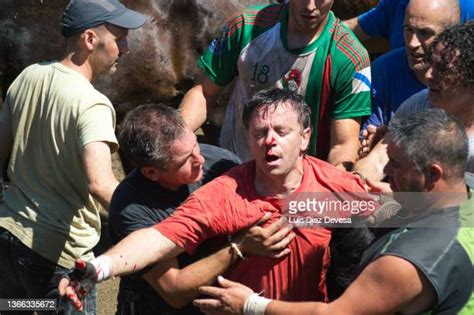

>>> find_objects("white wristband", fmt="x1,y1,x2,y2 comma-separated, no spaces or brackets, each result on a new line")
90,255,112,282
243,293,272,315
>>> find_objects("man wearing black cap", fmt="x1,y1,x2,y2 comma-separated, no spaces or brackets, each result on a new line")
0,0,146,313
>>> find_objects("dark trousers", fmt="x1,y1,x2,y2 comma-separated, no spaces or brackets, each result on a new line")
0,227,96,314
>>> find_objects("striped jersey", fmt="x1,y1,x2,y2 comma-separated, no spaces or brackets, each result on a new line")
199,3,372,161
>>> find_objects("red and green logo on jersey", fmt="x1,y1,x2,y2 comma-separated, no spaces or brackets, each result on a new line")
282,68,302,92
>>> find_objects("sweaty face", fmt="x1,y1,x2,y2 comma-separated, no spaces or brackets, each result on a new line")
288,0,333,35
404,1,455,73
248,103,311,179
425,43,474,116
91,24,129,76
157,129,205,190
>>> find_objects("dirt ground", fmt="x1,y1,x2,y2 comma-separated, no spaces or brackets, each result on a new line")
97,278,120,315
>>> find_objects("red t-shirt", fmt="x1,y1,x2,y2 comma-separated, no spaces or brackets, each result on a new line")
155,156,366,301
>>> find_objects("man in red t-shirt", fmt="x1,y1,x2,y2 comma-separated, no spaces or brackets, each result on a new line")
60,87,369,306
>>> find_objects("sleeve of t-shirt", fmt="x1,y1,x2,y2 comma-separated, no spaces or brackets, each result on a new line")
363,83,386,129
363,107,384,129
109,203,162,244
358,0,391,38
331,37,372,120
77,104,118,153
154,183,263,255
197,12,244,86
362,57,389,129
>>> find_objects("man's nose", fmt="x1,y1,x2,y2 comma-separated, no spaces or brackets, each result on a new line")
195,153,205,166
192,147,205,166
304,0,317,11
406,33,420,50
264,130,277,146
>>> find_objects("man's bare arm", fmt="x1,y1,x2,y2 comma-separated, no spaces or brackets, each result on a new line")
81,141,119,210
265,255,436,315
343,17,371,42
59,228,184,311
327,118,361,170
143,248,239,309
179,76,224,132
143,216,295,309
195,256,436,314
107,227,184,277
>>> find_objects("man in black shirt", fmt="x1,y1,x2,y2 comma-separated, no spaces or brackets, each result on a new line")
109,104,294,315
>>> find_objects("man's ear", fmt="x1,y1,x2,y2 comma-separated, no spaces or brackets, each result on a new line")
426,164,443,187
82,29,98,51
140,166,161,182
300,127,312,152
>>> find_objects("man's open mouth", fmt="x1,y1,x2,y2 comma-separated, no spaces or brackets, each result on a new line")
265,154,279,163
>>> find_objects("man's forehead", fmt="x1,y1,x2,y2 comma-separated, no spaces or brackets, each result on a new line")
405,1,454,27
253,103,297,119
169,131,196,157
405,14,440,28
250,106,300,130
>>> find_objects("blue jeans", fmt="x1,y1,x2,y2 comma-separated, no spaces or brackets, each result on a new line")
0,227,96,314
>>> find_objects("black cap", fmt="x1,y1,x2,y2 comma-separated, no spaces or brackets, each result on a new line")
61,0,147,37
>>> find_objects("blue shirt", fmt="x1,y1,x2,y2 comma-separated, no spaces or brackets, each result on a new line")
358,0,474,50
363,47,425,128
358,0,408,50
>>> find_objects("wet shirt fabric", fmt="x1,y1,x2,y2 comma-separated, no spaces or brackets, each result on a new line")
155,156,367,302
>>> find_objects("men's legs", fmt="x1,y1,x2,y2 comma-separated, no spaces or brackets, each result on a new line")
0,227,26,298
0,227,96,315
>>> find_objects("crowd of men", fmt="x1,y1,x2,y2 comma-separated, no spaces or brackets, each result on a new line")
0,0,472,314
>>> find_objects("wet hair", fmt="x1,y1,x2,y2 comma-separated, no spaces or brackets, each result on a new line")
118,104,187,170
242,87,312,131
429,21,474,87
389,108,468,179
